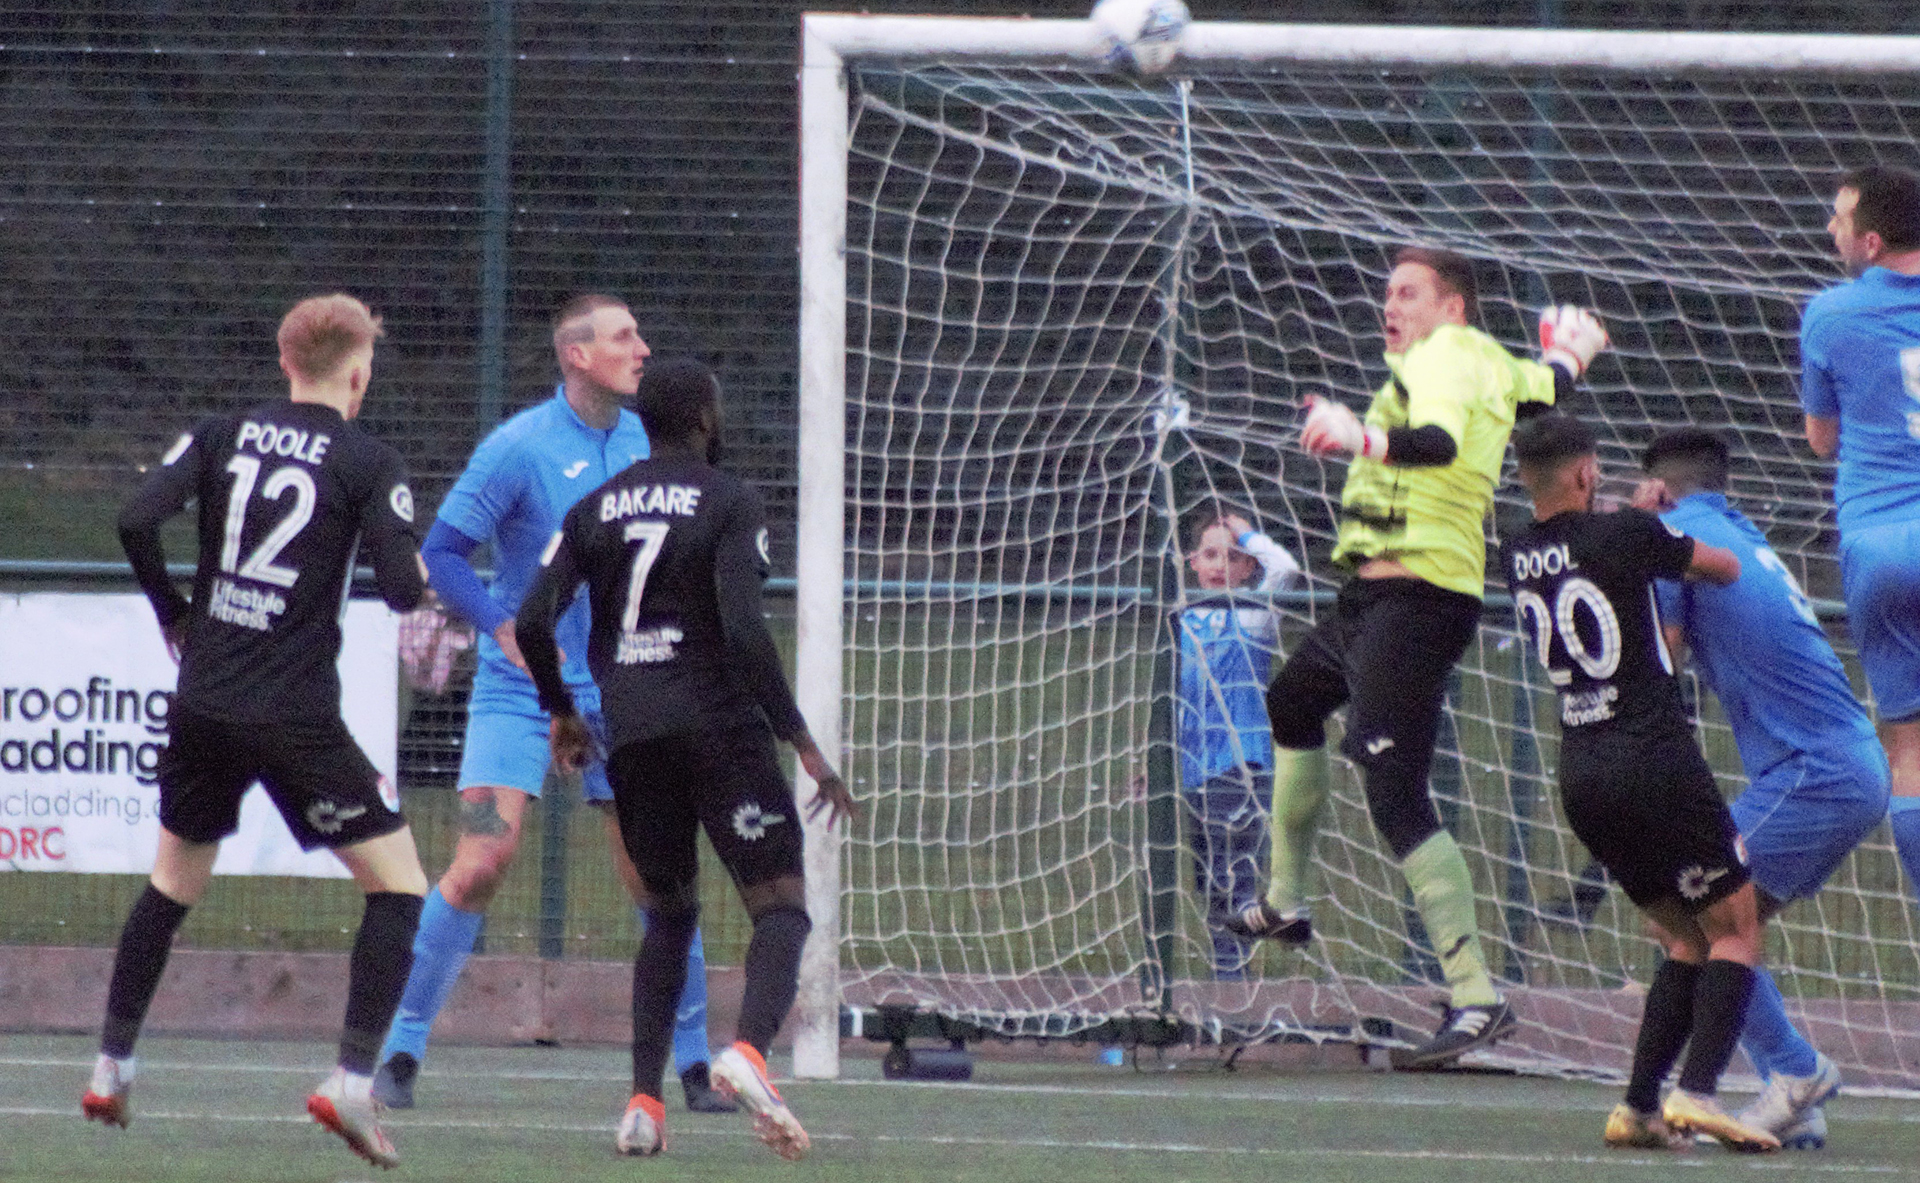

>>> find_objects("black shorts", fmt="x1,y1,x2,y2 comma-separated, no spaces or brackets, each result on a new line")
158,706,405,851
606,723,803,896
1265,576,1481,857
1558,734,1749,912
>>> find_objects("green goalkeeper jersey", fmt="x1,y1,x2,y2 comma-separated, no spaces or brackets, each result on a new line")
1331,323,1556,598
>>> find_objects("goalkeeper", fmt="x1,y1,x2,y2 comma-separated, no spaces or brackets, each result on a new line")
1226,246,1607,1068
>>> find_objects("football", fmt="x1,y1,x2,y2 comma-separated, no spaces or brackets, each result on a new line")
1089,0,1190,75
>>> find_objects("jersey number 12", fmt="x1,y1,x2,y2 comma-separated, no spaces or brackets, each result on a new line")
221,455,315,588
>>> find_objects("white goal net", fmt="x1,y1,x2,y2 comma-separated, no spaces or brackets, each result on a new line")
794,17,1920,1087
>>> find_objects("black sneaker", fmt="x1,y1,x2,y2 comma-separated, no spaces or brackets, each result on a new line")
681,1062,739,1113
370,1052,418,1110
1219,902,1312,946
1390,1000,1518,1070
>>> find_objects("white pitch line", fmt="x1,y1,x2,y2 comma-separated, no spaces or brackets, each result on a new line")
15,1060,1920,1121
4,1105,1901,1174
8,1054,1920,1118
868,1132,1902,1174
0,1105,763,1139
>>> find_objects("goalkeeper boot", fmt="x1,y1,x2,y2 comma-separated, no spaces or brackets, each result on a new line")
1773,1105,1829,1151
1661,1089,1780,1153
1220,902,1311,946
1391,999,1517,1070
682,1062,739,1113
711,1042,810,1161
370,1052,417,1110
1736,1051,1839,1139
616,1093,667,1156
307,1066,400,1170
1602,1103,1685,1150
81,1053,134,1129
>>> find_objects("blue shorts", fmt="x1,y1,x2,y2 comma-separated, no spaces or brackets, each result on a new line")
458,700,613,803
1841,521,1920,722
1732,740,1889,903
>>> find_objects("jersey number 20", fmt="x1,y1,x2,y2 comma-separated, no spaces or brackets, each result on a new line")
1514,577,1654,684
222,455,315,588
621,520,670,632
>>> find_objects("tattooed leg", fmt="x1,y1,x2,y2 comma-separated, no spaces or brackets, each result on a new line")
438,786,529,911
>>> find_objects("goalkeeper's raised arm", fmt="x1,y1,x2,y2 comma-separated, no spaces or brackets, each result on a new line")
1236,245,1607,1070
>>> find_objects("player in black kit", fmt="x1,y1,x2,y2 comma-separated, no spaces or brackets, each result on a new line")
86,294,429,1170
515,357,854,1161
1504,414,1780,1152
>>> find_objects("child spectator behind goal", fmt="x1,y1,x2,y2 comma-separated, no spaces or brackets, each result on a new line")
1176,511,1302,979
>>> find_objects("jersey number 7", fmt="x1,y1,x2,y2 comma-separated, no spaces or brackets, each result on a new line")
621,520,671,632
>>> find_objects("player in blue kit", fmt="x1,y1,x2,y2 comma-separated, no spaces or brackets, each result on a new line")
1637,429,1890,1148
1801,166,1920,907
373,294,734,1114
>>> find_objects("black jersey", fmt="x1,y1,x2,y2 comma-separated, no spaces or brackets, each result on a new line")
119,399,426,723
516,450,807,752
1501,507,1696,749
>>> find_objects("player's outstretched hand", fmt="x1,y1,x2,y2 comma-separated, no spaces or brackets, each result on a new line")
805,772,856,829
793,737,857,828
549,712,596,774
1630,476,1675,513
1299,394,1387,460
1538,305,1609,378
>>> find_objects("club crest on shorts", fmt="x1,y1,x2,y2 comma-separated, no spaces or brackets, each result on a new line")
307,800,368,835
732,801,787,841
389,483,415,523
377,775,400,812
1677,863,1729,900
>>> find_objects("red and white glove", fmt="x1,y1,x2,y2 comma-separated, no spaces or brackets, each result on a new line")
1538,305,1609,379
1300,393,1387,461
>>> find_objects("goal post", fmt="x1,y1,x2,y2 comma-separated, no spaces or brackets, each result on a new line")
795,13,1920,1083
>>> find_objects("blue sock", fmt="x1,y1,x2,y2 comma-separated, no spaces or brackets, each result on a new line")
1739,967,1818,1079
1889,798,1920,896
638,908,714,1075
379,887,483,1066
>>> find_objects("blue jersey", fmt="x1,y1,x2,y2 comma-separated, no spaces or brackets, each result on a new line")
1175,532,1299,788
1177,600,1279,787
1800,267,1920,532
436,386,649,706
1655,493,1875,779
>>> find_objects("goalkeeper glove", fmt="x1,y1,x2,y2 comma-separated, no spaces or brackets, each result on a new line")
1538,305,1609,379
1300,393,1387,461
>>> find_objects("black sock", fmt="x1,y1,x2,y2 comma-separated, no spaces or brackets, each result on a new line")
101,885,191,1059
631,907,697,1098
1623,958,1700,1113
1677,959,1756,1096
737,907,812,1055
338,892,424,1075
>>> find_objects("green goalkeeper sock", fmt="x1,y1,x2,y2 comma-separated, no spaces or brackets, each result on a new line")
1400,830,1499,1008
1262,745,1330,915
